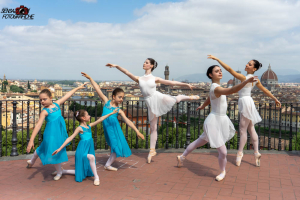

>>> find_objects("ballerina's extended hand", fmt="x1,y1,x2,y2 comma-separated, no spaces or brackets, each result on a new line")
81,72,91,80
106,63,119,68
187,84,195,91
78,83,88,90
207,55,219,61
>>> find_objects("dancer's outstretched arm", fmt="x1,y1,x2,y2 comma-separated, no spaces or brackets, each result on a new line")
89,108,119,127
26,111,47,153
208,55,246,81
118,110,145,140
156,77,194,90
52,127,82,156
81,72,108,103
106,64,139,83
214,76,257,97
56,83,87,105
196,97,210,111
255,80,281,107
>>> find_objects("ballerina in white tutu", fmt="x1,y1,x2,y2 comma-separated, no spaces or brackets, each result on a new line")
207,55,281,167
177,65,258,181
106,58,199,163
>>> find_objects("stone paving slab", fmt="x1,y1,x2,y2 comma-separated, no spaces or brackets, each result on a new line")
0,151,300,200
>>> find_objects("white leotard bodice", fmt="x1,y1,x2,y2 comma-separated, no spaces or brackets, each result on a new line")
238,74,256,98
138,74,156,98
210,83,227,116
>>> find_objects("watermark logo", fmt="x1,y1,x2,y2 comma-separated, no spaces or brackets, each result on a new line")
2,5,34,20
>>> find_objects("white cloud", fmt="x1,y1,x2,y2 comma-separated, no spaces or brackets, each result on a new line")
0,0,300,80
0,0,13,7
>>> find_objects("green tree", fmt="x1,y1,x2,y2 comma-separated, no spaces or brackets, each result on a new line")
10,85,25,93
27,81,30,89
69,102,103,117
47,82,55,86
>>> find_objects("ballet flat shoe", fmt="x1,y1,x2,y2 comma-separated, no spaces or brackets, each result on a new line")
215,171,226,182
104,165,118,171
26,160,33,168
53,174,62,181
94,179,100,186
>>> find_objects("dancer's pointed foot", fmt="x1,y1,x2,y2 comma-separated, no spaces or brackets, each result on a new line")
189,95,200,100
236,151,243,167
26,160,33,168
147,148,157,164
104,165,118,171
177,155,185,168
254,152,261,167
53,173,62,181
215,171,226,181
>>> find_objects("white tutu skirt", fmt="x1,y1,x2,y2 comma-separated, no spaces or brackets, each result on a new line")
238,97,262,125
199,113,236,148
144,91,176,121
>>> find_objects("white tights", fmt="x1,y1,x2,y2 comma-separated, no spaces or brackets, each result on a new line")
105,152,116,167
149,95,194,149
30,150,39,165
238,115,259,153
58,154,98,179
87,154,99,180
30,150,64,175
182,138,227,171
30,151,98,180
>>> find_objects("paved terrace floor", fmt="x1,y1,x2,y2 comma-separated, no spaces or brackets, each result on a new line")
0,149,300,200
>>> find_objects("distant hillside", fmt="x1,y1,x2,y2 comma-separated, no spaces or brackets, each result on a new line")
176,69,300,83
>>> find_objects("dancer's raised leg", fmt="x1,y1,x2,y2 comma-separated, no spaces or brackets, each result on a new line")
175,95,199,103
177,137,207,167
148,116,158,163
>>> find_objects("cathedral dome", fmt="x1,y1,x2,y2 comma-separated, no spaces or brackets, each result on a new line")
260,64,278,82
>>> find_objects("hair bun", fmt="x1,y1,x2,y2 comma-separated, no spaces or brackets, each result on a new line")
259,63,262,69
154,61,157,69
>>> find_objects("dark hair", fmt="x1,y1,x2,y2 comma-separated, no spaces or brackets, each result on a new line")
74,109,86,122
40,89,52,97
147,58,158,72
252,59,262,72
112,88,124,97
206,65,219,79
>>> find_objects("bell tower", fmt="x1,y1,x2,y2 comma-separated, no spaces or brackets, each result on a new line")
164,65,169,80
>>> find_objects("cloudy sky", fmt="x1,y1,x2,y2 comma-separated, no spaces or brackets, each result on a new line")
0,0,299,81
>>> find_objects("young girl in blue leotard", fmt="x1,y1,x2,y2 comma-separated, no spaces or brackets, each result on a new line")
52,108,118,186
82,72,145,171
